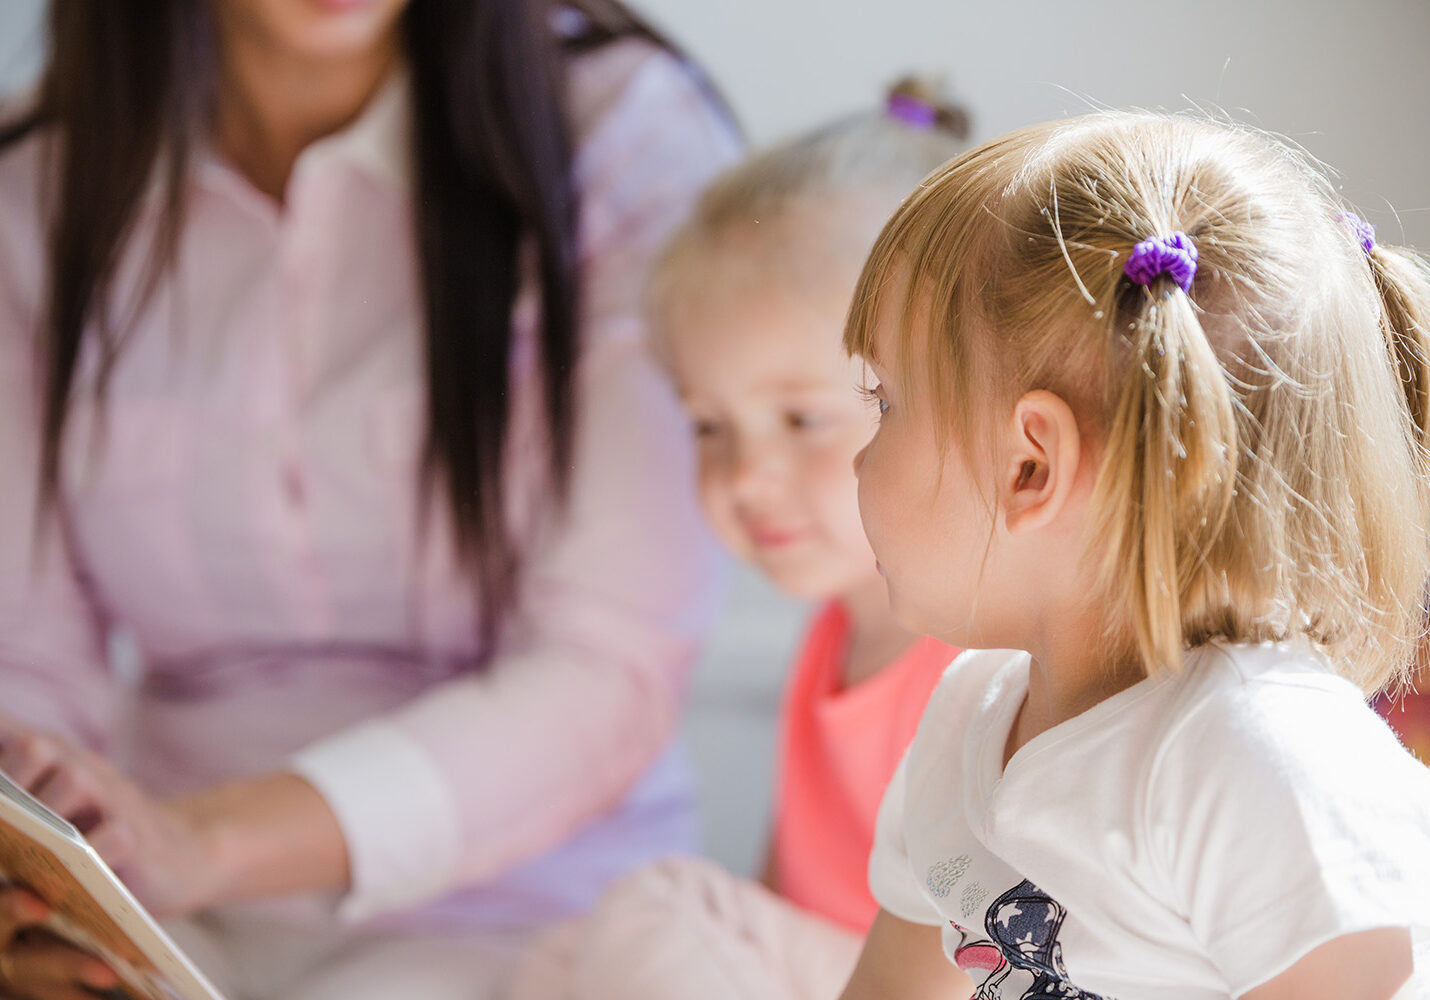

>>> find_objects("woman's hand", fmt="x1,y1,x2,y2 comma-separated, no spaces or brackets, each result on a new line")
0,716,350,920
0,886,119,1000
0,718,221,917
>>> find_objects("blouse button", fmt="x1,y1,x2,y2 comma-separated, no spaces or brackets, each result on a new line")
282,463,307,507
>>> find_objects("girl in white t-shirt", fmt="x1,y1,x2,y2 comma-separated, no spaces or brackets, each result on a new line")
837,113,1430,1000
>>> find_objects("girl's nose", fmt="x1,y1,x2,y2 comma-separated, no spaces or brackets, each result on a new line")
852,443,868,477
729,439,782,502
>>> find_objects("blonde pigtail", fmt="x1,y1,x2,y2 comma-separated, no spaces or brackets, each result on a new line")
1365,243,1430,685
1093,284,1238,674
1367,245,1430,456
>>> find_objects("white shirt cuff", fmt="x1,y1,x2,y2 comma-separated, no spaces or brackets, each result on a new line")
290,719,461,922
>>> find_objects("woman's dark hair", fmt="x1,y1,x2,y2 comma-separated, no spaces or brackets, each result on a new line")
0,0,691,660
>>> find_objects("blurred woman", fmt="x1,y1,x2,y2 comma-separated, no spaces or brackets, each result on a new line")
0,1,738,996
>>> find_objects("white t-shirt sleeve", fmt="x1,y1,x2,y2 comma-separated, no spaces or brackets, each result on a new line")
1149,666,1430,995
869,748,946,927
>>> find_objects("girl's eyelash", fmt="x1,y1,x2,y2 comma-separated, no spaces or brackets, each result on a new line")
857,383,889,414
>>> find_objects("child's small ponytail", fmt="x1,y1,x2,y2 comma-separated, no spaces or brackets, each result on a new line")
1093,252,1238,674
1359,228,1430,682
884,77,970,142
1364,239,1430,455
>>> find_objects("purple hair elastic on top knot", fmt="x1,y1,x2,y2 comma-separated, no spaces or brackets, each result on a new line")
1124,231,1198,294
886,92,937,130
1338,211,1376,255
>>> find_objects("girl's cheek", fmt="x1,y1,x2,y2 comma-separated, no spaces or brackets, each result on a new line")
862,454,903,538
696,468,740,546
816,450,872,539
703,503,754,562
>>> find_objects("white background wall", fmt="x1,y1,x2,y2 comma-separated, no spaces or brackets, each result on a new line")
5,2,1429,247
3,0,1429,876
630,0,1430,250
0,3,43,96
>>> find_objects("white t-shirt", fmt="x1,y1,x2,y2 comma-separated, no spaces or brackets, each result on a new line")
870,642,1430,1000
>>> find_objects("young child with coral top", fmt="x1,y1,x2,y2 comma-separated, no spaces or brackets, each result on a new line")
837,112,1430,1000
502,82,970,1000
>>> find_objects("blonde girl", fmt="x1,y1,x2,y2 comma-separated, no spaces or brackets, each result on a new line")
503,81,968,1000
839,113,1430,1000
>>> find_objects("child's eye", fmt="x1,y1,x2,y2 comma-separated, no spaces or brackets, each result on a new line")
691,418,723,439
785,412,821,431
858,384,890,417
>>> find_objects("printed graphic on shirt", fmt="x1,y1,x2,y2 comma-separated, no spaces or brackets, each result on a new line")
928,859,1107,1000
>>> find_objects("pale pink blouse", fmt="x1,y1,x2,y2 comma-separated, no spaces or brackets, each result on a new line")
0,39,739,926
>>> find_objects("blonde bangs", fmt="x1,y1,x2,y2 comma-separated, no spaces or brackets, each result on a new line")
844,136,1034,447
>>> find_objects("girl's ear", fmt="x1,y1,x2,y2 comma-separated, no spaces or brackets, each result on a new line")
1000,390,1083,535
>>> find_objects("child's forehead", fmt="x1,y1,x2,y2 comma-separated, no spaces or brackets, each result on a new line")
664,249,860,351
672,320,864,397
664,296,865,404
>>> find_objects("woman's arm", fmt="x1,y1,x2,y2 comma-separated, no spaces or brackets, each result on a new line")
839,910,972,1000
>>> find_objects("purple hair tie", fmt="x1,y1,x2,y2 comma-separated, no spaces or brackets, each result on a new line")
1124,231,1198,294
1338,211,1376,255
886,92,937,130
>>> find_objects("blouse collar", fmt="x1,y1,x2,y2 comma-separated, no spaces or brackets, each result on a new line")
192,63,413,200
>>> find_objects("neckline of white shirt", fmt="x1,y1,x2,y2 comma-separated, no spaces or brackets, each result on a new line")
965,649,1169,814
961,637,1342,821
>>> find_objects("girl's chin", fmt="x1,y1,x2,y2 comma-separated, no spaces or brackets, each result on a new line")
753,559,869,605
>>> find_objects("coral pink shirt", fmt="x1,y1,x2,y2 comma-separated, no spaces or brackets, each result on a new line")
0,40,739,926
771,601,956,932
1376,689,1430,764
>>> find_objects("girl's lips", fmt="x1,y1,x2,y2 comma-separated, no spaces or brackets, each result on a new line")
747,525,807,549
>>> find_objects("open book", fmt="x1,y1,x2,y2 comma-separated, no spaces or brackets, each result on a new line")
0,769,227,1000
